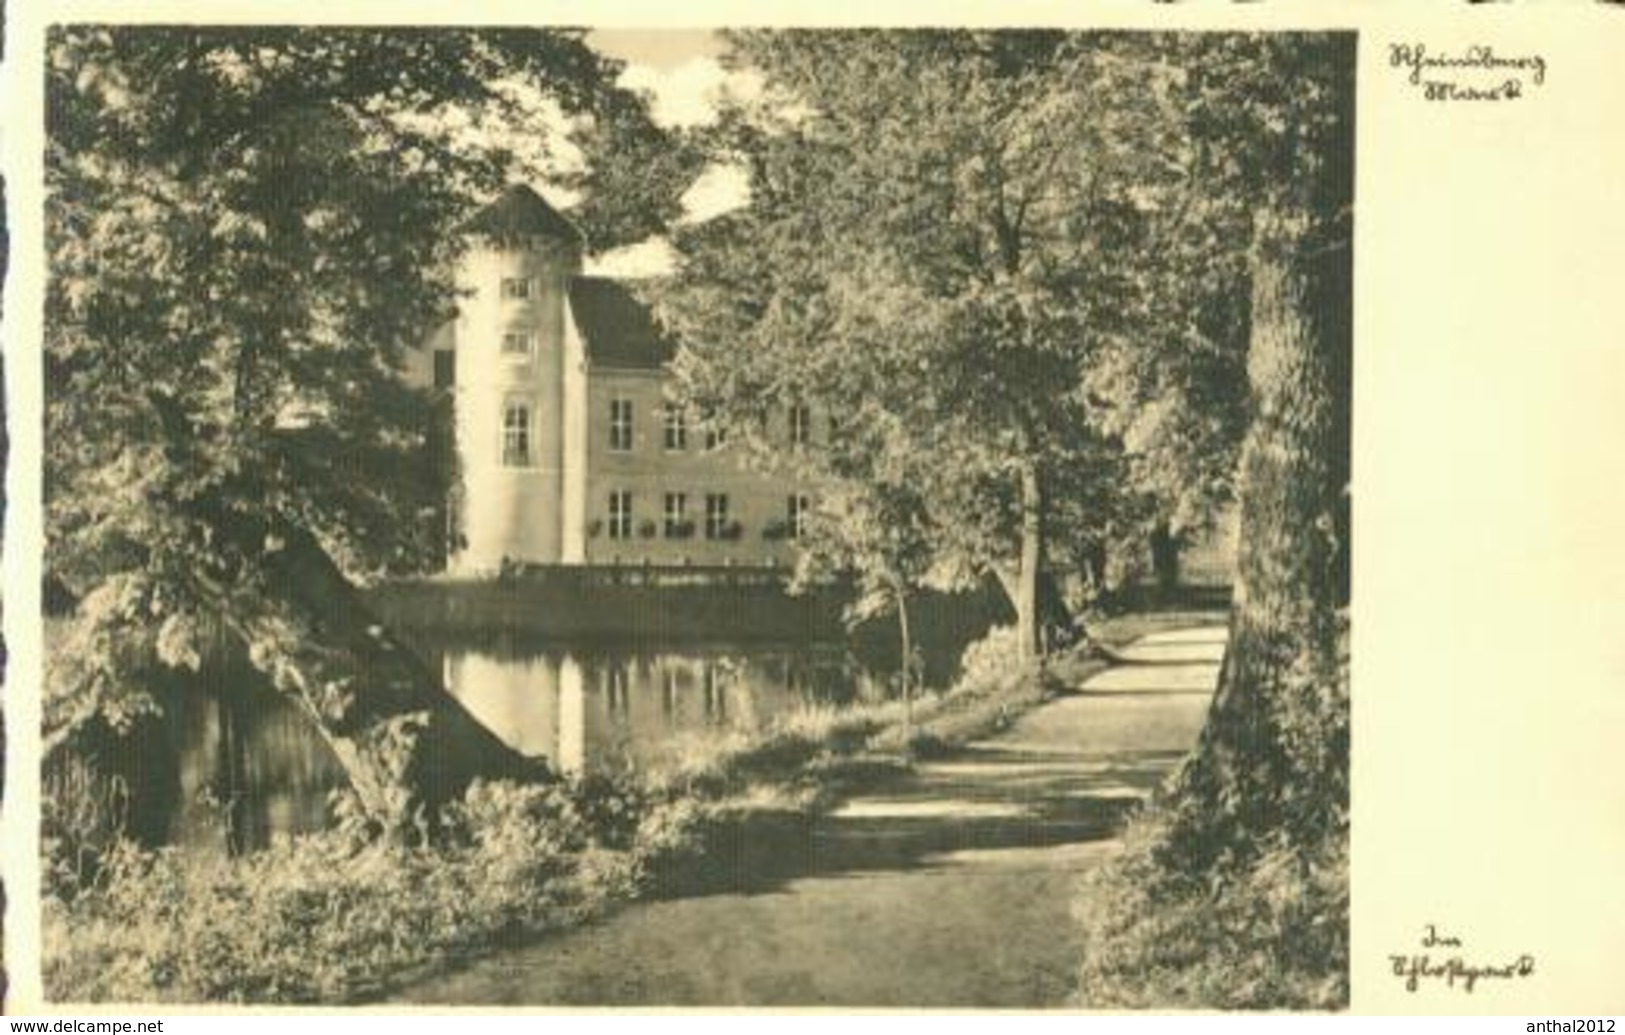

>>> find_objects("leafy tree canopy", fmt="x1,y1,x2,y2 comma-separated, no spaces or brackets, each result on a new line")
654,30,1267,648
44,26,694,759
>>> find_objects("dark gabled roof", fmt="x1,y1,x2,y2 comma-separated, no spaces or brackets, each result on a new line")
462,184,585,245
567,276,676,370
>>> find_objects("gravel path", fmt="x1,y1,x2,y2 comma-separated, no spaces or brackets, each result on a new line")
396,626,1225,1008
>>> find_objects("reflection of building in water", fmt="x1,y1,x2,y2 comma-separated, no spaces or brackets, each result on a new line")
702,663,727,724
115,643,900,855
557,656,586,773
442,652,562,758
661,667,680,716
435,647,883,775
605,662,631,714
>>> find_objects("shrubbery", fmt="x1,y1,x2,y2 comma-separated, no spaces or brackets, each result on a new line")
44,776,681,1004
870,624,1088,754
1074,811,1348,1009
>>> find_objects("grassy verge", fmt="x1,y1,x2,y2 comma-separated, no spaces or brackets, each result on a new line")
1072,809,1348,1010
45,624,1090,1005
1072,618,1348,1011
606,627,1105,902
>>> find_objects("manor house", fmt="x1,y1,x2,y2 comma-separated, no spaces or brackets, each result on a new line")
404,185,818,576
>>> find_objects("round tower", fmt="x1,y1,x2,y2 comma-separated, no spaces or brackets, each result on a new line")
449,185,584,575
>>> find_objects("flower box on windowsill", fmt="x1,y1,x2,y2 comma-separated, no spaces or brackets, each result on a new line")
665,520,697,540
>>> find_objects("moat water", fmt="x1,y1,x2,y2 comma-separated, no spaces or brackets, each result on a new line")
128,634,964,855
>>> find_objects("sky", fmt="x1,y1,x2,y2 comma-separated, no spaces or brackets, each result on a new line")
580,30,755,277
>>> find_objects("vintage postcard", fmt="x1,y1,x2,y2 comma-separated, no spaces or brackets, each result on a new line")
1,0,1622,1018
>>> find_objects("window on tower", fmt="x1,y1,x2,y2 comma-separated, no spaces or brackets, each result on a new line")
501,330,534,357
502,403,532,467
610,398,634,452
500,277,534,300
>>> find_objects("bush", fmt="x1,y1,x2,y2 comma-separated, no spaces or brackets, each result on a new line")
558,770,651,852
627,797,716,884
42,752,131,901
865,626,1088,755
1075,811,1348,1010
955,624,1024,694
44,776,647,1004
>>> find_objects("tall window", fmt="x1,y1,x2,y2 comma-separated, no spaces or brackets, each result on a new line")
705,494,730,540
501,330,534,357
502,403,532,467
664,493,688,537
433,349,455,388
610,398,633,452
608,491,633,539
500,276,533,300
663,403,688,451
789,403,812,446
787,494,811,539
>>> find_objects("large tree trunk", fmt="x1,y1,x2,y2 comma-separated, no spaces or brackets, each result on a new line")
1177,33,1355,873
206,521,546,840
1177,205,1351,866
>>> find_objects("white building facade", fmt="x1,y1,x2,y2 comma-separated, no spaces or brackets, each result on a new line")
406,185,817,576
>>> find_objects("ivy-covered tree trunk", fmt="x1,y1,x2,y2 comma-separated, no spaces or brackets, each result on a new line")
206,521,545,839
1179,205,1351,866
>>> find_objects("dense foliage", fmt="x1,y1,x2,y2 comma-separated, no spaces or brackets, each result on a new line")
653,31,1253,658
44,27,694,825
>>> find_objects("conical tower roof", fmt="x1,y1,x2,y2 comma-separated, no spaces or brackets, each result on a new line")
461,184,585,245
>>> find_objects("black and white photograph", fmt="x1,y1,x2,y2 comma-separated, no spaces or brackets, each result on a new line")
4,6,1623,1020
31,25,1352,1009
